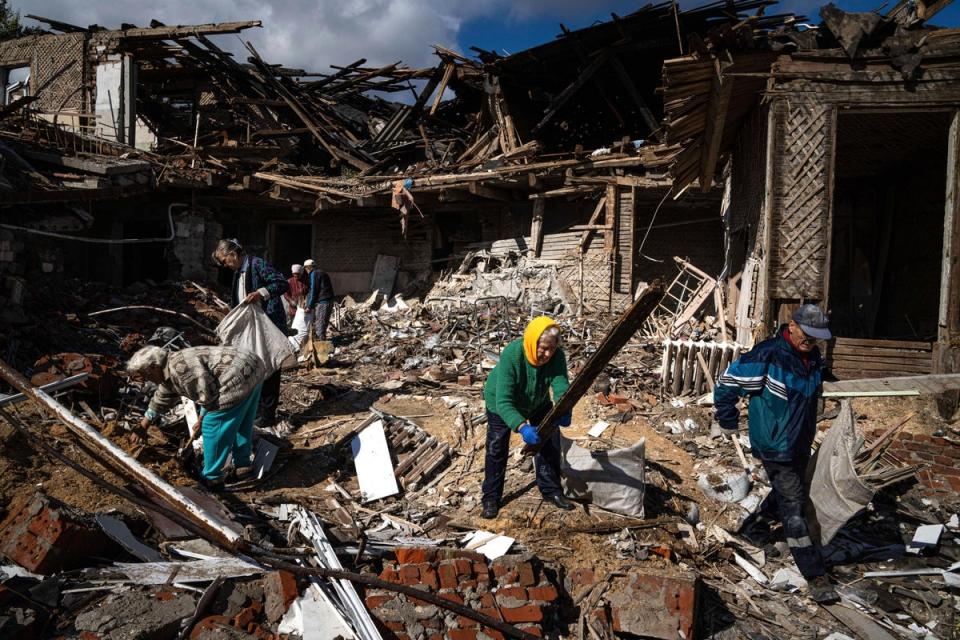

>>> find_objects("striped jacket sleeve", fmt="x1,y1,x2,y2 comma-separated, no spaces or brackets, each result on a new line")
714,353,769,430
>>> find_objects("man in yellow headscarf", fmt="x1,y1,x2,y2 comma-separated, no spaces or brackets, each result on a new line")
481,316,573,519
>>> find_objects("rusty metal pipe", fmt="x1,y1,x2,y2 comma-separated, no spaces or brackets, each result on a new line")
0,358,242,548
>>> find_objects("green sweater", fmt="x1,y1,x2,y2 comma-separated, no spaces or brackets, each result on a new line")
483,339,570,430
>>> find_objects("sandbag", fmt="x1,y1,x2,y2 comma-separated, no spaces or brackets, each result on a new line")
288,307,313,351
560,436,645,518
216,303,296,376
808,399,874,545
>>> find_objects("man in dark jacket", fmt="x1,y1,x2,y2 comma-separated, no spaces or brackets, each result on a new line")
303,259,335,341
714,304,838,604
212,238,289,427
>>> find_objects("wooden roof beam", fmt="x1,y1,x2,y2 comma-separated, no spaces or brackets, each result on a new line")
112,21,261,40
698,60,733,192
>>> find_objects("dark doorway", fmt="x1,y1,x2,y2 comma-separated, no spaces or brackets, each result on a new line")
272,223,313,278
122,220,169,285
828,111,951,341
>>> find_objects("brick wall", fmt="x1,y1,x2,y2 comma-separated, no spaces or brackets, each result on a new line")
365,548,560,640
312,209,432,295
865,429,960,499
0,33,86,112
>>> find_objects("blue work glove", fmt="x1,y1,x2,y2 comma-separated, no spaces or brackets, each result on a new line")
554,413,572,428
518,423,541,446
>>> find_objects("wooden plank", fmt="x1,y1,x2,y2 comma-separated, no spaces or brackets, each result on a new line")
531,198,545,258
699,60,733,191
940,110,960,345
532,49,611,133
830,361,932,374
429,62,455,116
523,281,665,456
823,373,960,394
21,150,152,175
828,354,933,367
831,338,932,351
828,346,932,359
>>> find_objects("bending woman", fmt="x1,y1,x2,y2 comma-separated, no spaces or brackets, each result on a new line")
481,316,573,519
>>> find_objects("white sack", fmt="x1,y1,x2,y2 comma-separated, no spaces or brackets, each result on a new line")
809,399,874,545
288,307,313,351
216,303,296,376
560,436,645,518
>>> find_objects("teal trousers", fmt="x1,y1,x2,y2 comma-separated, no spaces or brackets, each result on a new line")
200,383,262,482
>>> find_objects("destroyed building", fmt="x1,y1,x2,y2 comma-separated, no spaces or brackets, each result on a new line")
0,1,960,639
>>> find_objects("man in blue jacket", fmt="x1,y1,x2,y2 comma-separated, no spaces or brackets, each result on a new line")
212,238,289,428
714,304,838,604
303,259,335,341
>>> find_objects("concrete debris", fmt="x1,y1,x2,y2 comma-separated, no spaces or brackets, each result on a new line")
0,1,959,638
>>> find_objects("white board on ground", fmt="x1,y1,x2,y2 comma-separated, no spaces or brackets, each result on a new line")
461,530,515,560
587,421,610,438
351,420,399,502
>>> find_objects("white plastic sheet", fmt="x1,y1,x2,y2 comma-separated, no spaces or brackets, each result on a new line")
809,399,874,545
216,303,296,376
560,436,645,518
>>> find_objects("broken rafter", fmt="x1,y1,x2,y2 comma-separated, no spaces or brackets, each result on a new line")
111,20,262,40
532,48,613,133
0,358,243,549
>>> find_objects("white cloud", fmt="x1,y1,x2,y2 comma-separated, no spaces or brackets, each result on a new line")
18,0,597,75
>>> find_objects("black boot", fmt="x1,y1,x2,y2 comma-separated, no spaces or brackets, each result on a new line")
809,575,839,604
545,494,575,510
481,501,499,519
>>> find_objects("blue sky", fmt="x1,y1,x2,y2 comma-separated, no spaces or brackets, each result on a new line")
23,0,960,75
459,0,960,57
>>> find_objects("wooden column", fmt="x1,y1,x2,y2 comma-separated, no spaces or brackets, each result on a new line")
530,198,545,258
934,110,960,418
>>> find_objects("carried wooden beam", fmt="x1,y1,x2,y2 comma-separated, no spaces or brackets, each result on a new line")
523,281,665,455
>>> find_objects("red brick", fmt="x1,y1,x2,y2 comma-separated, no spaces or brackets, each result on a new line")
496,586,527,601
912,434,932,443
394,634,411,640
904,441,924,452
264,571,298,623
399,565,420,585
379,567,399,583
0,492,114,574
459,579,478,590
518,626,542,637
437,549,487,563
570,567,595,588
592,607,609,624
516,563,536,587
365,594,394,609
419,564,439,590
481,628,505,640
438,590,464,605
459,615,479,627
396,547,436,564
80,633,101,640
438,561,458,589
454,558,473,576
449,629,477,640
479,608,501,620
527,585,559,602
429,635,444,640
383,621,406,632
948,475,960,491
933,455,957,467
933,436,950,447
191,616,231,639
233,605,257,629
474,561,491,576
501,604,544,623
480,593,495,607
609,571,698,639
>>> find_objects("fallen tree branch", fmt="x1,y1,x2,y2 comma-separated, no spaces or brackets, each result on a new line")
88,305,217,336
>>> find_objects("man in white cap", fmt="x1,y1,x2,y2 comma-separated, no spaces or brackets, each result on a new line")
303,259,335,340
714,303,838,604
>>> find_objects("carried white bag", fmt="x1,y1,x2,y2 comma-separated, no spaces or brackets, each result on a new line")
216,303,296,376
808,399,874,545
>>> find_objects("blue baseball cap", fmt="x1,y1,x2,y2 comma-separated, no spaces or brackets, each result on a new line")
792,304,831,340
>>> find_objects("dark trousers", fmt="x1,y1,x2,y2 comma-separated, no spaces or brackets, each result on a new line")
313,301,332,341
746,455,826,579
481,403,563,505
259,369,282,425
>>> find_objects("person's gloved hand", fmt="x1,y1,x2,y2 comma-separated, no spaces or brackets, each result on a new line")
554,412,572,428
518,423,541,446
